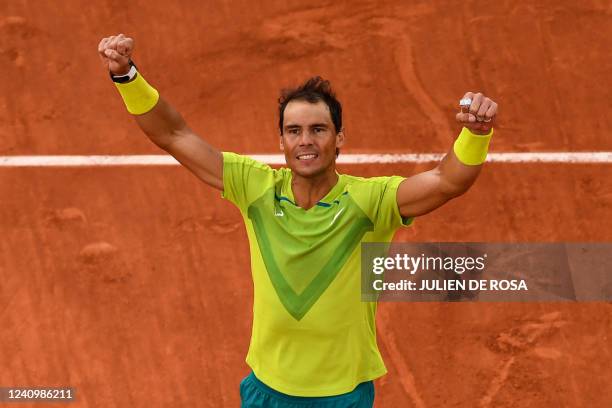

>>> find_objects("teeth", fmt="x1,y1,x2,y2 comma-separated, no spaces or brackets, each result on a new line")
298,154,316,160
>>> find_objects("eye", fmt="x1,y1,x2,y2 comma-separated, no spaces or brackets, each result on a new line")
314,127,325,133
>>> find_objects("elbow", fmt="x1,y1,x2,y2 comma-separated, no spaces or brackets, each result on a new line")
437,168,480,199
146,130,183,151
440,179,473,199
146,134,173,151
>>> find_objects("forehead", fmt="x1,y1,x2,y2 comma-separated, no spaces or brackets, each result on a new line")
283,100,333,127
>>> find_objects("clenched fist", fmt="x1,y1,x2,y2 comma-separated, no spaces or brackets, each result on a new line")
455,92,498,135
98,33,134,76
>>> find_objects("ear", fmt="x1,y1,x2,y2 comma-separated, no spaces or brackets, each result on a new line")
279,135,284,151
336,128,345,148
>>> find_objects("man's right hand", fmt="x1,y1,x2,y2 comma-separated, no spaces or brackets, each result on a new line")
98,34,133,76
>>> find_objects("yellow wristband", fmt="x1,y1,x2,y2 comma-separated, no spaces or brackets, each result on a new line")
453,126,494,165
113,72,160,115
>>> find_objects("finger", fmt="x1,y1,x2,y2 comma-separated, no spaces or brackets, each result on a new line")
98,37,114,60
116,38,133,56
115,33,126,47
108,34,125,51
476,98,491,121
98,38,114,67
104,48,126,61
106,35,116,48
108,34,122,50
462,91,474,101
469,93,483,116
456,112,477,123
98,37,109,54
102,36,116,57
460,91,474,112
484,102,498,120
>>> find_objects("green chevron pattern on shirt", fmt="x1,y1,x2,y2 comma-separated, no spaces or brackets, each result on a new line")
247,189,374,320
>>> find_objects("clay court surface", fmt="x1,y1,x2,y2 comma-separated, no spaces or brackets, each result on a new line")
1,1,611,407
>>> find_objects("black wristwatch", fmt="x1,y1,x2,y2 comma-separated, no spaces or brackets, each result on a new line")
110,59,138,83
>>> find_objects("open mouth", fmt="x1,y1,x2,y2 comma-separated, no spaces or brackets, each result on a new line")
296,153,318,161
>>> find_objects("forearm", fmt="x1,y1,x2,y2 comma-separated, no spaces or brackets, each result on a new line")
112,69,191,149
133,95,188,149
436,148,483,197
437,126,492,196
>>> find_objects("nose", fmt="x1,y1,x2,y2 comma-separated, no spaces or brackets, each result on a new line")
298,130,314,146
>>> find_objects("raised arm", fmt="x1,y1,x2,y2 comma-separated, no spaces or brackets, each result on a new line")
98,34,223,190
397,92,498,218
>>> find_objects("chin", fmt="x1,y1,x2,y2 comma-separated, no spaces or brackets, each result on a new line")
286,162,312,175
291,161,334,179
293,167,324,178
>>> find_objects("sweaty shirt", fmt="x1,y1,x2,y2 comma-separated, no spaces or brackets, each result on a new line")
222,152,413,397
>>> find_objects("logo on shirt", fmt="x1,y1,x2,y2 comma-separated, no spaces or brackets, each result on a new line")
330,208,345,225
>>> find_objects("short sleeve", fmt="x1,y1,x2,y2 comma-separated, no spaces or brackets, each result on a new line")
221,152,274,211
348,175,415,232
376,176,415,231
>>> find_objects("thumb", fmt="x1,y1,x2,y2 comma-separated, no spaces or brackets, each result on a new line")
104,48,127,62
456,112,477,123
104,49,130,75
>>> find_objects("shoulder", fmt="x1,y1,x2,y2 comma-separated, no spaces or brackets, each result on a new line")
342,173,405,213
221,153,287,208
222,152,273,173
342,174,405,191
341,173,410,230
222,152,294,190
222,152,286,181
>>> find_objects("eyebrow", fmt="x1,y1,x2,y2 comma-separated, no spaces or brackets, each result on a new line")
284,123,329,129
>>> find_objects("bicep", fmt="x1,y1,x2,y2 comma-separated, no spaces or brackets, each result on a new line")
396,168,455,218
164,128,224,190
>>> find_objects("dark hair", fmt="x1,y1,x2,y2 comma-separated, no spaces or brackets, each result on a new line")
278,76,342,135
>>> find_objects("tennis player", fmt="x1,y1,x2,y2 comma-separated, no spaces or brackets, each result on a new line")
99,34,498,407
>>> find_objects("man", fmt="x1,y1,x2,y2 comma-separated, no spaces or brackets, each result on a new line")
98,33,498,407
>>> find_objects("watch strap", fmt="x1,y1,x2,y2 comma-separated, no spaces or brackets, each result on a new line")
110,59,138,83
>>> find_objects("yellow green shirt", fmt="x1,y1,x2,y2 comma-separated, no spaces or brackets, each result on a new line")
222,152,413,397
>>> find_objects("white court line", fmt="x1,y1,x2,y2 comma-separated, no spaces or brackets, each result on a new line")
0,152,611,167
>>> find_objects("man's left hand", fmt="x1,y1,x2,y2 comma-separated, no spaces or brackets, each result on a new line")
456,92,498,135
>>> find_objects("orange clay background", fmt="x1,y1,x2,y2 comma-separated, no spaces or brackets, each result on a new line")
1,1,611,407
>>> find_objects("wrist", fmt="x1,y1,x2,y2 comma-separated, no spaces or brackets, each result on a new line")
453,126,493,165
466,126,493,136
110,59,138,83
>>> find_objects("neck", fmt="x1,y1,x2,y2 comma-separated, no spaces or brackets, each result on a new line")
291,167,339,210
